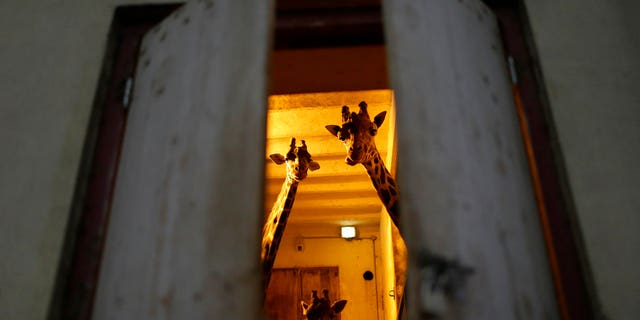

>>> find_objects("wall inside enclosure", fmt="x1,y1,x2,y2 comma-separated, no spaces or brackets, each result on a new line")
273,225,384,320
0,1,177,319
264,89,397,320
522,0,640,318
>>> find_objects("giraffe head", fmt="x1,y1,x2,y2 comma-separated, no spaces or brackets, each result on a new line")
269,137,320,182
301,289,347,320
325,101,386,166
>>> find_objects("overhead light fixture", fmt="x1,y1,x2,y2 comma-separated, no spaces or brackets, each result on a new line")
341,226,357,239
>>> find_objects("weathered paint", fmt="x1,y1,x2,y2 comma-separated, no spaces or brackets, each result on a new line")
92,1,272,319
383,0,558,318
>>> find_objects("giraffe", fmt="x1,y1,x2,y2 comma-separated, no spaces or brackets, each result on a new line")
301,289,347,320
325,101,407,314
325,101,400,227
261,137,319,287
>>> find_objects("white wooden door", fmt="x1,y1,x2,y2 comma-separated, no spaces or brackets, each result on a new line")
383,0,559,319
92,1,272,319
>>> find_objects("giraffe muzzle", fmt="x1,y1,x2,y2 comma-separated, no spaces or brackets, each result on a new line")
347,148,365,165
345,156,358,166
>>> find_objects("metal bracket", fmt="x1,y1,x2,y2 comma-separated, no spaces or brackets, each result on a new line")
121,76,134,109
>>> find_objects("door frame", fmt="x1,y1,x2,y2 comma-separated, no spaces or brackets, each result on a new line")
492,2,595,318
47,5,182,320
49,1,593,319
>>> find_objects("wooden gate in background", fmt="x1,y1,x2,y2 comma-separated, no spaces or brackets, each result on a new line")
266,267,341,320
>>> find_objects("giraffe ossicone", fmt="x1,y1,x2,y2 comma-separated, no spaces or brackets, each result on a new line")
301,289,347,320
262,138,319,287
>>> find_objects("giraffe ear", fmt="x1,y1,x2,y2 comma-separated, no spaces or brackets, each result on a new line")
308,161,320,171
301,301,310,313
325,125,341,137
373,111,387,128
269,153,286,165
331,300,347,313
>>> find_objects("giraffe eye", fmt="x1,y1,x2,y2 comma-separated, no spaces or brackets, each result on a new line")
339,129,349,141
369,127,377,135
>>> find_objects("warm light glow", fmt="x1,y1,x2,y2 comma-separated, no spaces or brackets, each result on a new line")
341,226,357,239
264,90,395,226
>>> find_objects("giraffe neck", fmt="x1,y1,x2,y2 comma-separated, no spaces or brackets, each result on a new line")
262,177,299,286
362,148,407,319
362,151,400,229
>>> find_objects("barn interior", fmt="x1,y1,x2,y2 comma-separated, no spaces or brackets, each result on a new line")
263,5,402,318
264,89,398,320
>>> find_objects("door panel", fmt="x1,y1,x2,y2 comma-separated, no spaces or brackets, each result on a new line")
92,1,272,319
265,269,301,320
299,267,341,320
300,267,341,305
383,0,558,318
266,267,341,320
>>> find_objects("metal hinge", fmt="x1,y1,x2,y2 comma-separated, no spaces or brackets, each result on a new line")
122,76,134,109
